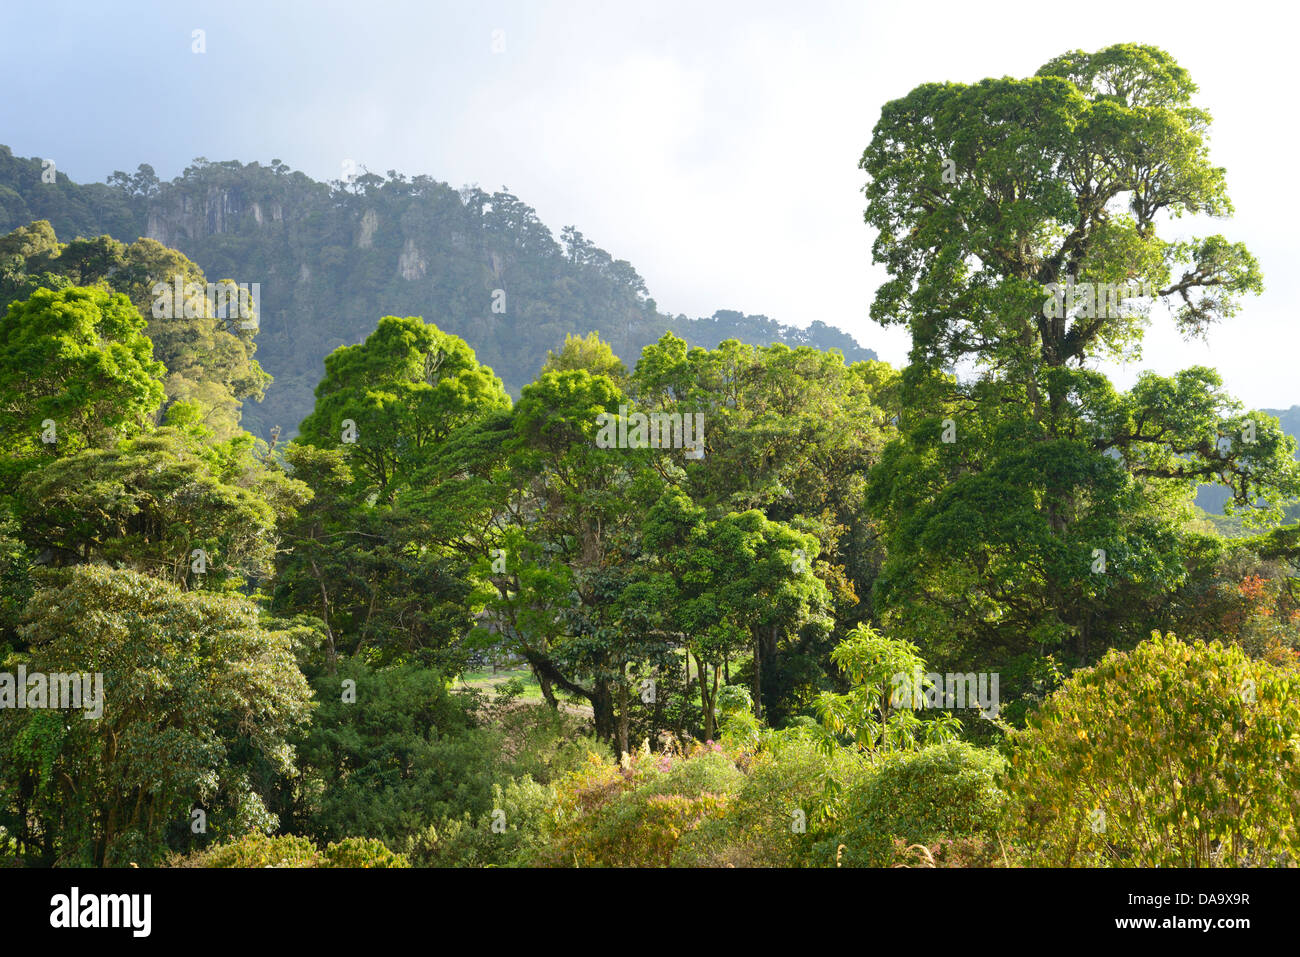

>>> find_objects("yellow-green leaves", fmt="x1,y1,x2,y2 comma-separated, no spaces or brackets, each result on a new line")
1007,631,1300,866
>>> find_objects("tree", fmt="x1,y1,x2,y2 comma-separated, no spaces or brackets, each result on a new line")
541,330,627,385
865,43,1261,387
632,333,897,713
298,315,510,501
0,223,270,440
812,624,960,756
0,286,164,463
641,488,834,732
273,441,477,670
0,565,312,866
467,369,662,745
282,317,508,669
12,423,308,591
859,44,1300,677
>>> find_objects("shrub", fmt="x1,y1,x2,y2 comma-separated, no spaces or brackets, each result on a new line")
817,741,1007,867
413,775,555,867
675,728,858,867
491,704,612,784
531,749,744,867
173,831,408,867
319,836,409,868
178,833,321,868
1006,631,1300,866
292,660,495,849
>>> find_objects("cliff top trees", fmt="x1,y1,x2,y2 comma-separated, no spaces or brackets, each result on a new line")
1,149,878,439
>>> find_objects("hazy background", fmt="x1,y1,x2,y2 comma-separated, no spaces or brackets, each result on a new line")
1,0,1291,405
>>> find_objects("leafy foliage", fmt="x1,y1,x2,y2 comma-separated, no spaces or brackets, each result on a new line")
1007,632,1300,866
0,566,312,866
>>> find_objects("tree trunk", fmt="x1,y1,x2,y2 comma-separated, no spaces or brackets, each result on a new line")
591,680,615,744
711,664,721,737
676,656,690,748
310,557,338,674
697,654,717,740
617,666,631,758
533,666,558,709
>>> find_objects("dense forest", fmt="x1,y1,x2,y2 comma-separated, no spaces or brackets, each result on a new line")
0,145,876,440
1,43,1298,871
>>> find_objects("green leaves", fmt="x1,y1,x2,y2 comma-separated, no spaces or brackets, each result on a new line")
863,43,1255,377
0,286,164,460
860,46,1292,683
1,566,312,866
813,624,961,755
13,427,305,590
0,223,270,441
1007,631,1300,866
298,315,510,500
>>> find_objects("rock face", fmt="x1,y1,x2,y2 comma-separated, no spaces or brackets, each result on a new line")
399,237,427,280
358,209,378,248
144,184,286,247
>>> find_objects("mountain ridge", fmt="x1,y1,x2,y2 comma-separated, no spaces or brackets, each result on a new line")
0,145,877,438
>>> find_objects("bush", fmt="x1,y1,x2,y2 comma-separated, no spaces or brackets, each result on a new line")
292,660,495,849
173,831,408,867
817,741,1007,867
1006,631,1300,867
413,776,555,867
177,833,321,868
675,728,858,867
531,749,744,867
319,836,410,868
490,704,613,784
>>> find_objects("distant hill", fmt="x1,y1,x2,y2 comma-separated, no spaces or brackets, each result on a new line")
0,145,876,438
1196,406,1300,526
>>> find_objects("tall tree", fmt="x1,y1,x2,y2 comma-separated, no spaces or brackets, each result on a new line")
0,286,164,464
297,315,510,501
281,317,509,669
860,44,1300,676
0,565,312,866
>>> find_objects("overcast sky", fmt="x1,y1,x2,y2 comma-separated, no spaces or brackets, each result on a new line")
1,0,1294,407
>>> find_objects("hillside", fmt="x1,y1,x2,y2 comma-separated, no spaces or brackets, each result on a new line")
0,145,875,438
1196,405,1300,528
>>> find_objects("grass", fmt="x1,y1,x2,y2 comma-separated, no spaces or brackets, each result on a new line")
455,665,594,713
455,648,754,712
456,666,546,702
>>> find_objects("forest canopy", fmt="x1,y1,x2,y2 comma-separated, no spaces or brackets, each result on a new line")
0,43,1296,871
